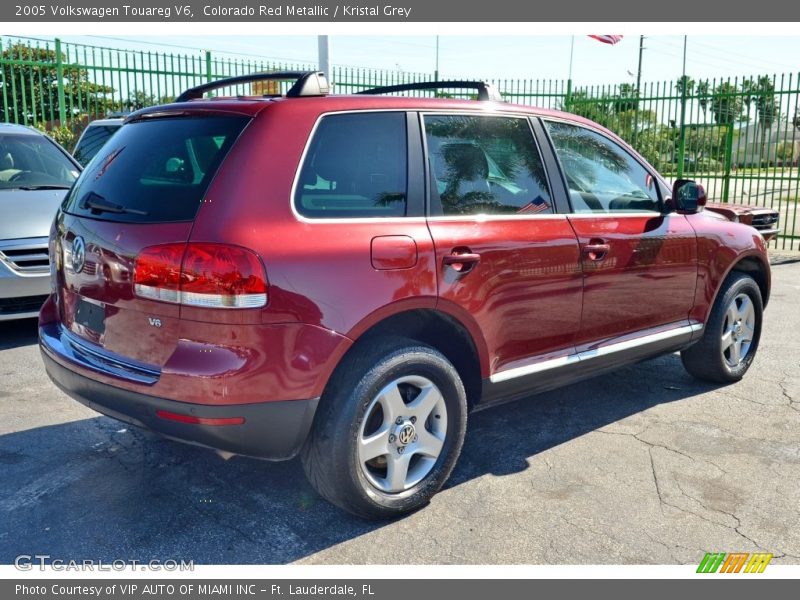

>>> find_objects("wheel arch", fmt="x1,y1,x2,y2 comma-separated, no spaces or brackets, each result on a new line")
727,254,771,308
695,249,770,326
325,307,488,410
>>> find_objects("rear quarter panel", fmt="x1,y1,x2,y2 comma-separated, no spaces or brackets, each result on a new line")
187,101,449,392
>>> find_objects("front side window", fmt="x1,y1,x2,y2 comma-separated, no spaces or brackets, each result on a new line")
295,112,407,218
546,121,660,213
424,115,552,216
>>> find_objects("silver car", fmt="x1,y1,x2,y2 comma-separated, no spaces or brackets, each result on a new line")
0,123,81,321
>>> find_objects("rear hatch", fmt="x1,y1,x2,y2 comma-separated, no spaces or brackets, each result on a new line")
53,112,252,369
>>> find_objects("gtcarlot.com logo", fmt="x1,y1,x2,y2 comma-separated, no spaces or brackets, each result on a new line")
14,555,194,571
697,552,773,573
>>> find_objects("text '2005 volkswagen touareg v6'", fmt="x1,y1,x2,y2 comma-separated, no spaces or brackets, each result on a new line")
40,72,771,519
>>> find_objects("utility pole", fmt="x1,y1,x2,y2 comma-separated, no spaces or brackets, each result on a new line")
636,35,644,92
318,35,331,85
677,35,689,179
434,36,440,80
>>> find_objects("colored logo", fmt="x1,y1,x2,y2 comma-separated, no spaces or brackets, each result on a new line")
697,552,773,573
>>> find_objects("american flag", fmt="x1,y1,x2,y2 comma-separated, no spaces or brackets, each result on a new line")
517,197,551,214
588,35,624,45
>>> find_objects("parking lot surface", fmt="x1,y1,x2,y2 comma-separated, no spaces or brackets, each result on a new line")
1,261,798,565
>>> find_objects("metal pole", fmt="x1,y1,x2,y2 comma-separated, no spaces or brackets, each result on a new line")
677,35,688,179
636,35,644,92
682,35,688,82
318,35,331,84
55,38,67,126
568,35,575,81
632,35,645,146
434,36,439,81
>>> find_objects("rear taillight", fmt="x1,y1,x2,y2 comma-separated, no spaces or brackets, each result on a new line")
133,243,268,309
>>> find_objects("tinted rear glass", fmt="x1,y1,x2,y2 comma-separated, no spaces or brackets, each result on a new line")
63,116,249,223
73,124,122,167
295,112,407,218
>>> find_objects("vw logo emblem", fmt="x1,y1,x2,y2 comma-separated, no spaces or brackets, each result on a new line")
397,424,416,446
72,236,86,273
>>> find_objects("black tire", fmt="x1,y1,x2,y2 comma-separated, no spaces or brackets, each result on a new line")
681,272,763,383
301,336,468,519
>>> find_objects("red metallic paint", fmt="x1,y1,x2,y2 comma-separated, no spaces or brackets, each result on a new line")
370,236,419,270
40,94,771,413
567,214,699,348
427,216,583,375
685,211,770,325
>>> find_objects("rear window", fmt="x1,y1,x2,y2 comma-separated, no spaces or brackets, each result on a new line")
73,123,122,167
295,112,407,219
63,116,249,223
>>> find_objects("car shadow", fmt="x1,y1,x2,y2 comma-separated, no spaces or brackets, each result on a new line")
0,318,39,351
0,349,720,565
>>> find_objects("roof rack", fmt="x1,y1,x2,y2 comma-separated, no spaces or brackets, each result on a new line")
356,81,503,102
175,71,329,103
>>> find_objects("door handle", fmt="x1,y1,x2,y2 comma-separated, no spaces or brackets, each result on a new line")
582,241,611,261
443,252,481,273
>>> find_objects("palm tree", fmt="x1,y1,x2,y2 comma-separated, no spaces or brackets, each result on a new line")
742,76,779,166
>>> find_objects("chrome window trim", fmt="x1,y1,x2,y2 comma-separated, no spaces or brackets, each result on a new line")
289,107,568,224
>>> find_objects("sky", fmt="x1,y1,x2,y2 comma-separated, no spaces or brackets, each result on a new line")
49,34,800,86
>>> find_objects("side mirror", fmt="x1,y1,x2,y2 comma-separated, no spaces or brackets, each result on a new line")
671,179,707,214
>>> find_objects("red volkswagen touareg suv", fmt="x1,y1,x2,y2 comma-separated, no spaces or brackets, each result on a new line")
40,72,771,518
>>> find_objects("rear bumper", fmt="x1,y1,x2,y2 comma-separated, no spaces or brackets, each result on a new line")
41,341,319,460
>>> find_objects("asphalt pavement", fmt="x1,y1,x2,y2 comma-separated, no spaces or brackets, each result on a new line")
1,261,798,565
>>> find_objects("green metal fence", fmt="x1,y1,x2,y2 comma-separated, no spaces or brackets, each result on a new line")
2,35,798,250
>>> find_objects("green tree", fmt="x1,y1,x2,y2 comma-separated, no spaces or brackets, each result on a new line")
0,42,114,125
742,76,779,166
564,90,614,126
564,86,656,150
709,82,743,125
696,79,711,112
675,75,695,96
613,83,639,113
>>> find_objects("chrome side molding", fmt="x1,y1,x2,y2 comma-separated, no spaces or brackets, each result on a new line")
490,323,703,384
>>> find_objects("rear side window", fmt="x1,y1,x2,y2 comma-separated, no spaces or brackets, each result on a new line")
73,124,122,167
295,112,407,218
424,115,552,216
63,116,249,223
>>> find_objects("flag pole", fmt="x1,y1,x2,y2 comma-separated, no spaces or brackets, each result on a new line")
568,35,575,81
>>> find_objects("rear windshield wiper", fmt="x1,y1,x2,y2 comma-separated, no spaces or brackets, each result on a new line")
18,184,72,190
81,192,148,216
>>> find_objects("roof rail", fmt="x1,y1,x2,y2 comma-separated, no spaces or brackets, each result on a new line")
356,81,503,102
175,71,329,102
